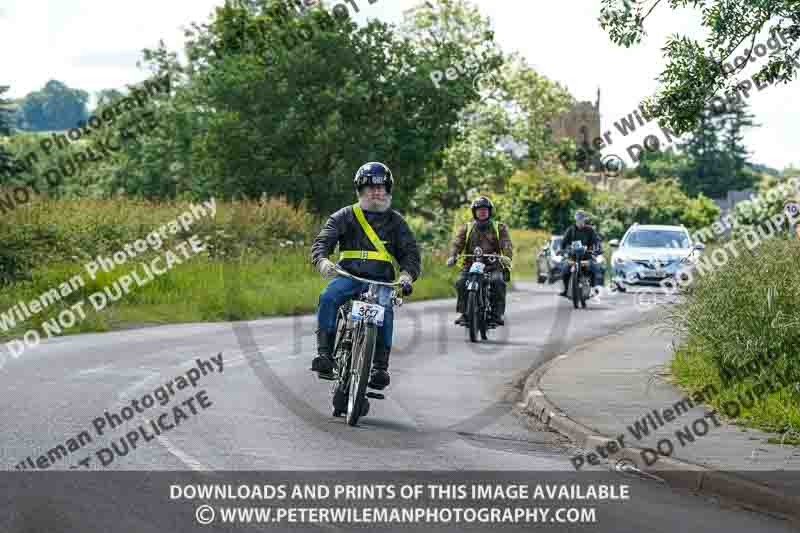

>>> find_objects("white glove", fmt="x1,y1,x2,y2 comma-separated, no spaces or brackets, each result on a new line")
399,271,413,296
446,256,456,267
318,259,337,279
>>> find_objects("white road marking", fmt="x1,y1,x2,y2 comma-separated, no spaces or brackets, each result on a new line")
150,425,210,471
72,364,115,378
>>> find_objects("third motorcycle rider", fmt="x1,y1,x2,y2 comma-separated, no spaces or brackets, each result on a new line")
446,196,513,326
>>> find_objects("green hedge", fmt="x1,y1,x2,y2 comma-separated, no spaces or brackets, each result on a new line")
0,195,320,285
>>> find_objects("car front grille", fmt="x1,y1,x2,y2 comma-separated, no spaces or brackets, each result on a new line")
633,259,677,268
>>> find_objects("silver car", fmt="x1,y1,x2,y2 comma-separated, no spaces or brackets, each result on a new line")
536,235,564,284
610,224,704,291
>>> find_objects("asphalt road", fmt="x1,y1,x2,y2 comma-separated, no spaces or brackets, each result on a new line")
0,282,794,532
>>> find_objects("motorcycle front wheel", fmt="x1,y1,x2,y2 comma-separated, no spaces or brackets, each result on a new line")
571,270,581,309
346,323,376,426
467,291,479,343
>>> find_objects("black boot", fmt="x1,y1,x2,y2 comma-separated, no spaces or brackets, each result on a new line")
311,329,336,379
368,346,391,390
493,291,506,325
559,280,569,297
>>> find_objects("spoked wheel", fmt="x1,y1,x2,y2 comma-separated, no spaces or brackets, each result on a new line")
346,324,376,427
466,291,479,343
331,311,349,417
580,283,588,308
571,271,581,309
332,385,347,417
479,289,489,340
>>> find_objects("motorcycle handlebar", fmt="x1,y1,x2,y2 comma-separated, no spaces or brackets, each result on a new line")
333,267,404,287
458,253,512,265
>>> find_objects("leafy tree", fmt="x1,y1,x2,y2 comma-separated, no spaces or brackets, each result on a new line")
504,54,575,165
410,101,514,216
783,163,800,178
95,88,126,109
18,80,89,131
496,167,592,232
680,100,758,197
404,2,573,218
125,0,491,212
0,85,12,136
600,0,800,134
590,179,720,240
0,85,15,180
720,100,758,180
636,148,692,182
637,99,759,198
681,108,724,197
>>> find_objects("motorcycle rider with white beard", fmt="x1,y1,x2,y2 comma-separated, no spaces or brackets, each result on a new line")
309,162,420,390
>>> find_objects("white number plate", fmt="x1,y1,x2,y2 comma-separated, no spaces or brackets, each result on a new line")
469,262,485,273
351,301,385,326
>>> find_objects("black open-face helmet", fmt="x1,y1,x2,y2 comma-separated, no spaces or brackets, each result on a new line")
471,196,494,219
354,162,393,194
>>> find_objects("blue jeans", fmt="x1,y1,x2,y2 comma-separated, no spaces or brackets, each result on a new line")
317,276,394,353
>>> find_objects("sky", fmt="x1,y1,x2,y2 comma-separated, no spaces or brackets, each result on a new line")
1,0,797,170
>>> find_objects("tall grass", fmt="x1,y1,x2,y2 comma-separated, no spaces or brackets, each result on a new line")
0,197,540,343
667,237,800,439
0,247,465,342
510,228,550,278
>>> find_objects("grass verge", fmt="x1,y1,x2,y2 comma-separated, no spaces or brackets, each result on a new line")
667,237,800,444
0,246,491,343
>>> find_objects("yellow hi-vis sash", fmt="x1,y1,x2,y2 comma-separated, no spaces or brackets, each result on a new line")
457,221,502,268
339,204,397,263
465,220,500,246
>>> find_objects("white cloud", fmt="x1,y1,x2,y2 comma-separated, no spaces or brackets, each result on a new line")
0,0,220,99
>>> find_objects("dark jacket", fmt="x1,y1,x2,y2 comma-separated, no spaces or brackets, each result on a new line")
561,224,602,255
310,205,421,283
449,220,513,272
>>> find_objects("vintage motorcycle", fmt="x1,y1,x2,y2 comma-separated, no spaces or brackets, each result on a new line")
326,268,403,426
566,241,595,309
457,247,512,342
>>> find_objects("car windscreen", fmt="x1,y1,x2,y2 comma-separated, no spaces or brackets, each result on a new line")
623,230,689,248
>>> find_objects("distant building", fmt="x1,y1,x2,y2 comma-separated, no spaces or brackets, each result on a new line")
549,89,602,153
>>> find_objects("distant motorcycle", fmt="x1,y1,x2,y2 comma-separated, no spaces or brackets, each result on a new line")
566,241,594,309
456,247,512,342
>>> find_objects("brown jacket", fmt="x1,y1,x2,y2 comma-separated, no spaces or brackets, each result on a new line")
450,220,513,271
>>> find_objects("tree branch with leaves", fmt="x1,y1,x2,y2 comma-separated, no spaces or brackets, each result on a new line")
600,0,799,134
